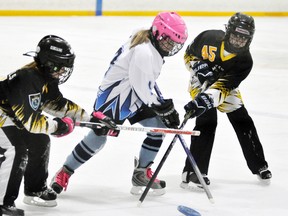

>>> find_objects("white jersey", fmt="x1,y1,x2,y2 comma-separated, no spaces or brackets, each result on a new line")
94,33,163,122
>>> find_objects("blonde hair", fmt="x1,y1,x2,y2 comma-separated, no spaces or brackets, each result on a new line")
21,61,38,69
130,29,150,49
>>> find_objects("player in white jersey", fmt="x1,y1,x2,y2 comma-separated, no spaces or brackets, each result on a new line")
50,12,188,196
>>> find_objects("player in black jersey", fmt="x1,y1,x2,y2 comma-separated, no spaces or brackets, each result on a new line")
181,12,272,190
0,35,117,215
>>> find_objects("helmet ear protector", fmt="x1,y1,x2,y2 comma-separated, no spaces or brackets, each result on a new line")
151,12,188,56
24,35,75,84
224,12,255,53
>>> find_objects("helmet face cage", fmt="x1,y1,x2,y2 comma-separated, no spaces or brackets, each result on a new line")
224,12,255,53
35,35,75,84
46,61,74,85
157,34,184,56
152,12,188,56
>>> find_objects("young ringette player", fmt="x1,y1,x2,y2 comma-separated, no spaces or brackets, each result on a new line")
181,12,272,190
0,35,116,215
51,12,188,196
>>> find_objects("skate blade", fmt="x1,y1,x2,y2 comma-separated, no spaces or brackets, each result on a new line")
23,196,57,207
180,182,205,192
130,186,165,196
257,176,271,185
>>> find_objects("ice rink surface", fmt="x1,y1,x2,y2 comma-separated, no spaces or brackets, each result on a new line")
0,16,287,216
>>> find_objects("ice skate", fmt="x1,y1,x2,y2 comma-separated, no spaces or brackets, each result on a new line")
0,203,24,216
23,188,57,207
130,157,166,196
50,165,74,194
180,171,210,192
257,166,272,184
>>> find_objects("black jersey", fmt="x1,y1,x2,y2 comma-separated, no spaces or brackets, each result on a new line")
184,30,253,90
0,63,89,134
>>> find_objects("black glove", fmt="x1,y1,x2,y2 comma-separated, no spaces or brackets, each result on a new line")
184,93,214,119
90,111,120,136
51,117,75,137
151,99,180,128
192,61,216,85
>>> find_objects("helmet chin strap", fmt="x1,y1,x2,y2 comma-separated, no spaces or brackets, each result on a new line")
148,30,166,57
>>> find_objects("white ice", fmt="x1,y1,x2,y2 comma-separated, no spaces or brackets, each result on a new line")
0,16,287,216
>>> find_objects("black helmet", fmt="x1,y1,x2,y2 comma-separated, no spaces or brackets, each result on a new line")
224,12,255,53
34,35,75,84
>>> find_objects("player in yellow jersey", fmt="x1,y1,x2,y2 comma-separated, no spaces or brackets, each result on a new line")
0,35,117,215
181,13,271,190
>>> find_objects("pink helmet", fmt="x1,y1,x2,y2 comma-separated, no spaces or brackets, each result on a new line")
151,12,188,56
152,12,188,44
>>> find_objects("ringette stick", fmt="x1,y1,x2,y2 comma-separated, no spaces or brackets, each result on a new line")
138,81,213,206
75,122,200,136
157,82,213,203
177,129,214,203
138,114,192,206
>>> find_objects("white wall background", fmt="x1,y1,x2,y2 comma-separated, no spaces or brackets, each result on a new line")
0,0,95,10
103,0,288,12
0,0,287,12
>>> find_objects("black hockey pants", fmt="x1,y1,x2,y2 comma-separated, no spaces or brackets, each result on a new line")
183,106,268,175
1,126,50,206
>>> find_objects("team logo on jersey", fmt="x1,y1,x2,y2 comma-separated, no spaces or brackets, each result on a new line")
29,93,41,111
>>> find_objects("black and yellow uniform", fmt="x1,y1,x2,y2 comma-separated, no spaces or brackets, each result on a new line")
183,29,269,179
0,63,89,207
185,30,252,93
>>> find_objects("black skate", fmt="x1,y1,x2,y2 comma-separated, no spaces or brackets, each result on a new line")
23,188,57,207
0,204,24,216
180,171,210,191
257,166,272,184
